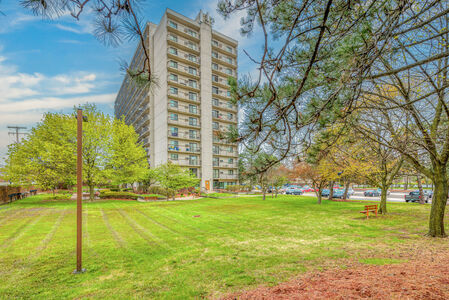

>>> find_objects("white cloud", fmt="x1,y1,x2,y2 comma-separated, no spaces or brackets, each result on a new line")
0,54,117,161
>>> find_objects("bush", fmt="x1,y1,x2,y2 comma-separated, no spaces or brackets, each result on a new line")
99,191,139,200
141,194,165,199
146,186,167,195
110,188,120,192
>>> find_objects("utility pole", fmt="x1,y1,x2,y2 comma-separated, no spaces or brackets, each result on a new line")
7,126,27,143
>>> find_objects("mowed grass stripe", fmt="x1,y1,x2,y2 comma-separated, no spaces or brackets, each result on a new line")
101,208,125,248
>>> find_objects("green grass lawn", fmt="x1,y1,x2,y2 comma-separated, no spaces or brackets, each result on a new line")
0,195,447,299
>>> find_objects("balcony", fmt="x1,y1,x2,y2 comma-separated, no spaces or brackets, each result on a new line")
168,117,200,128
212,54,236,69
167,61,200,79
212,99,237,112
167,35,200,55
168,104,200,116
211,39,237,58
168,89,200,103
168,77,200,93
214,162,238,168
168,145,201,153
167,48,200,67
167,21,200,42
168,130,201,141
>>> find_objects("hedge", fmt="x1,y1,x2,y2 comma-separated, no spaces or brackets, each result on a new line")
99,191,139,200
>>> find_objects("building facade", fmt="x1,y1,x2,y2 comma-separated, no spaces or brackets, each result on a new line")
115,9,239,191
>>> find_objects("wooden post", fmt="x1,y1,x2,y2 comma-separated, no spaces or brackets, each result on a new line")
74,109,85,274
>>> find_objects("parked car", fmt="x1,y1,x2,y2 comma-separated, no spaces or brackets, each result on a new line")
364,190,380,197
405,191,429,203
321,189,330,197
286,188,303,195
332,189,345,199
424,190,433,198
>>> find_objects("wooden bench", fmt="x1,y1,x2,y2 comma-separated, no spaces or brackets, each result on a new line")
360,204,378,219
30,190,38,196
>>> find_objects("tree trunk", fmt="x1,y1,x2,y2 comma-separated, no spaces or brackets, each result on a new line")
428,166,448,237
417,173,425,204
262,188,266,201
89,184,94,201
328,181,334,200
316,186,322,204
404,175,408,190
343,181,350,200
378,184,388,214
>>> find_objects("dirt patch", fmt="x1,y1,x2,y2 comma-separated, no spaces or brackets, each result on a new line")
223,248,449,299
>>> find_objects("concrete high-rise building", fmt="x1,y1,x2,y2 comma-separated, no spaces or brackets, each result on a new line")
115,9,239,191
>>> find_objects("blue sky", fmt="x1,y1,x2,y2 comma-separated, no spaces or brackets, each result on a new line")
0,0,263,163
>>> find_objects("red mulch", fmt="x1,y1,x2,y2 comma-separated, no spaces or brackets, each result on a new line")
223,251,449,300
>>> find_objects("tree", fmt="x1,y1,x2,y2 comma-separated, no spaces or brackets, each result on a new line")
141,168,160,193
219,0,442,173
107,118,148,189
156,162,200,200
290,161,328,204
3,104,148,201
3,112,76,193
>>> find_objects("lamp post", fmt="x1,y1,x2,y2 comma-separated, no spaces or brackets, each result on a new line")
74,108,87,274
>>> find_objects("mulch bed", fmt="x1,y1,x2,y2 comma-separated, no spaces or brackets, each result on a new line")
223,250,449,299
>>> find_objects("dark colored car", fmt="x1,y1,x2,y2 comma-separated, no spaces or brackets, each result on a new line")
364,190,380,197
286,188,303,195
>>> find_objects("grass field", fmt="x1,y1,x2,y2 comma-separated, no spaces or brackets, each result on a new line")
0,194,447,299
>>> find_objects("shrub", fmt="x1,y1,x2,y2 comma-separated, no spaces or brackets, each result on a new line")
109,188,120,192
99,191,138,200
141,194,165,199
146,186,167,195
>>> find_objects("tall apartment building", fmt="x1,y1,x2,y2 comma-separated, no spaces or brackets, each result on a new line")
114,9,239,191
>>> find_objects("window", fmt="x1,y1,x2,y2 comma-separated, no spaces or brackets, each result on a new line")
228,124,233,131
188,67,197,76
212,87,219,95
169,100,178,108
212,98,219,106
212,110,219,118
168,20,177,29
169,34,177,42
212,121,219,130
168,47,178,55
187,41,197,50
226,46,233,53
228,169,234,175
169,87,178,95
189,104,197,114
227,91,231,97
189,129,197,139
170,113,178,121
170,153,179,160
228,146,234,152
189,92,197,101
189,155,198,165
189,142,198,152
169,140,179,147
226,68,232,75
188,80,197,89
186,28,197,38
213,169,219,178
188,54,197,63
169,60,178,68
227,101,233,108
212,75,219,82
212,63,218,70
226,57,233,64
212,40,218,46
227,113,233,120
169,74,178,82
189,117,198,126
228,158,234,164
189,168,198,177
213,157,219,166
213,145,220,154
170,127,178,136
212,51,218,58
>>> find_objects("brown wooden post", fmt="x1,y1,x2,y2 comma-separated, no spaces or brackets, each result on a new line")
74,109,85,274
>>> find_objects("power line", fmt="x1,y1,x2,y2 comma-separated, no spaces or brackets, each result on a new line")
7,126,27,143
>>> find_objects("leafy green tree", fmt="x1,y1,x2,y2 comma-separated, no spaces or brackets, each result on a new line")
3,112,75,193
107,118,148,189
141,168,160,193
156,162,200,200
267,165,288,198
